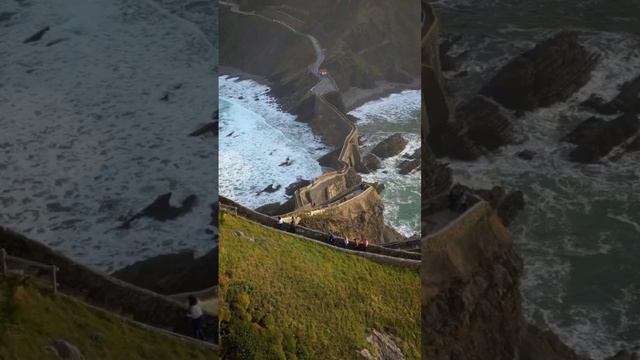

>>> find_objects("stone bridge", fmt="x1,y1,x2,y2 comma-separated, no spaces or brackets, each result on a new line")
221,1,381,242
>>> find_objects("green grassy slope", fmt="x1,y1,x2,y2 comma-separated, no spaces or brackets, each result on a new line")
219,211,420,359
0,277,215,360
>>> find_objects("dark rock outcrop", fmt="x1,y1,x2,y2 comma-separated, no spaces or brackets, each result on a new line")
439,35,464,72
318,147,341,169
518,324,587,360
582,75,640,115
517,149,536,160
481,31,599,111
254,197,296,216
256,184,281,195
371,133,408,159
285,179,311,196
24,26,50,43
422,203,525,359
278,157,294,167
189,122,218,137
361,153,382,173
383,224,407,244
422,144,452,200
561,114,639,163
606,350,639,360
112,248,218,294
457,96,514,151
398,158,421,175
119,193,197,229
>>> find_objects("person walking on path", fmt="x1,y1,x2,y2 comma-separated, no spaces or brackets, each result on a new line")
288,218,297,234
328,233,336,245
276,216,284,230
364,239,369,251
186,295,205,340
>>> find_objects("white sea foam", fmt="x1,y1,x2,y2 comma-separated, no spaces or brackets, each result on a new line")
0,0,217,272
349,90,420,125
218,76,326,208
446,28,640,359
350,90,421,237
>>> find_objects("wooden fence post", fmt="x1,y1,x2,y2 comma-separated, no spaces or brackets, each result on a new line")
1,248,6,277
52,265,57,294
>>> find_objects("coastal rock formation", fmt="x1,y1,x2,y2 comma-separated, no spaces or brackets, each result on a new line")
561,114,639,163
254,197,296,216
371,133,408,159
474,186,525,226
420,3,596,360
398,158,421,175
257,184,281,195
383,224,407,244
188,122,218,137
456,96,514,151
220,6,316,111
422,203,589,360
362,153,382,173
422,144,452,200
285,179,311,196
422,203,525,359
480,31,599,111
119,193,197,229
582,74,640,115
112,248,218,294
397,148,421,175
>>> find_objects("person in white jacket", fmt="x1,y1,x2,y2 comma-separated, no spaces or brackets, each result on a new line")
187,295,205,340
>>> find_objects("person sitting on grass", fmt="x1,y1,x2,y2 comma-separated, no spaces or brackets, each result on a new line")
186,295,205,340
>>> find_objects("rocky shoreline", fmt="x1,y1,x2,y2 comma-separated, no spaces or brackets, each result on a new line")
422,0,638,358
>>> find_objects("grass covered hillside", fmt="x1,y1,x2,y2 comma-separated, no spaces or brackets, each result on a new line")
0,277,215,360
218,211,420,359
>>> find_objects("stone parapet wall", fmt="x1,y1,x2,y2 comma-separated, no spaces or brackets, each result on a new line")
0,227,218,342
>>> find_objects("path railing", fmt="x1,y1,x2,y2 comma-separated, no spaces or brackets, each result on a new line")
220,196,420,262
1,248,58,294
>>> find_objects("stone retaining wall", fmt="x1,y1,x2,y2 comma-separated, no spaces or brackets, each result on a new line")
0,227,218,342
220,196,420,261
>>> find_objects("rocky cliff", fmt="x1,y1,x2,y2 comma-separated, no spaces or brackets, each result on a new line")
220,1,396,244
422,202,589,360
234,0,420,92
420,2,602,359
219,6,316,111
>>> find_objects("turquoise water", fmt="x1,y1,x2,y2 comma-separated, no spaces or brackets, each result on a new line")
349,90,421,237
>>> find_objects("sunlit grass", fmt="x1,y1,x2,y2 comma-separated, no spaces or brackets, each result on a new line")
219,211,420,359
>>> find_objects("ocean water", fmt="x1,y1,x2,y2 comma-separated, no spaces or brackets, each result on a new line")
218,75,327,208
0,0,217,272
349,90,422,238
432,1,640,357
